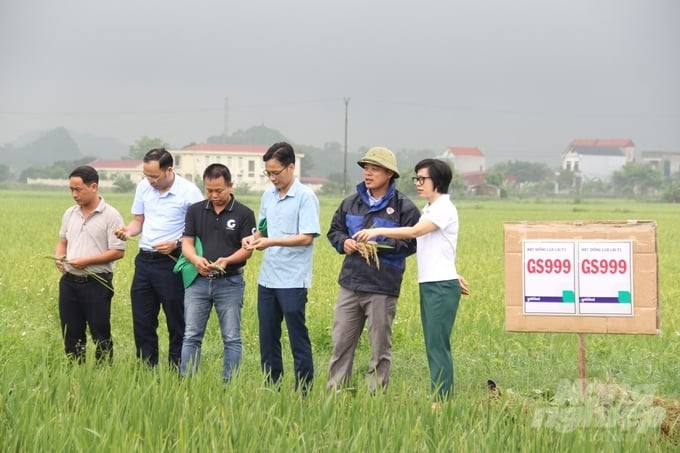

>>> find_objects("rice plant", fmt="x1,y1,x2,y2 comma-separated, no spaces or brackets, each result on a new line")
1,191,678,451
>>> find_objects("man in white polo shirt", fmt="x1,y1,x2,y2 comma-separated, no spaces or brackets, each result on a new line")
115,148,203,368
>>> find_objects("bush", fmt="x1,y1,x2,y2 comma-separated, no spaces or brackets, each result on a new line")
113,177,136,192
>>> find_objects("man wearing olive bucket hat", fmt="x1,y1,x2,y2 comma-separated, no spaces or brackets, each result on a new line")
327,146,420,393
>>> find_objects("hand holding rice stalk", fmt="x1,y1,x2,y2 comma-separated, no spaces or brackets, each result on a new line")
207,260,226,274
355,241,394,269
45,256,115,293
352,226,393,269
356,241,380,269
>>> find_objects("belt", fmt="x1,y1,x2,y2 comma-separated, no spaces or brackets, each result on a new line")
64,272,112,283
203,269,243,279
138,249,180,260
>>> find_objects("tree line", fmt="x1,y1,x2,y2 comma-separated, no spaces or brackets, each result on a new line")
3,125,678,202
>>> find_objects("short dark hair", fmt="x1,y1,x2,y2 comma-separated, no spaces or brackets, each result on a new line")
203,163,232,184
143,148,174,169
69,165,99,185
415,159,452,194
263,142,295,167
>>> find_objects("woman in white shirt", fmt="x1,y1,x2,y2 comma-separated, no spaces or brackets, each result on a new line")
354,158,465,402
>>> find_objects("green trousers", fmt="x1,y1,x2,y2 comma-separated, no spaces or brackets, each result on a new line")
419,279,461,400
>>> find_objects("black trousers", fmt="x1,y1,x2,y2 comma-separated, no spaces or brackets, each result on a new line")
131,252,185,367
58,273,114,363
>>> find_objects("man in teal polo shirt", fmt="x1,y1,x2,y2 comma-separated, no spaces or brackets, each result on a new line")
243,142,320,393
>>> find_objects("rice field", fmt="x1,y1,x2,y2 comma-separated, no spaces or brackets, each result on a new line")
1,190,679,451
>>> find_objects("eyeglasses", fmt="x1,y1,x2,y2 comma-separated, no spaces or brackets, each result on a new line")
262,167,289,177
411,176,432,185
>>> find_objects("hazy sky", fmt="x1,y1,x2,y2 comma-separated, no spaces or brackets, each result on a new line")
1,0,678,165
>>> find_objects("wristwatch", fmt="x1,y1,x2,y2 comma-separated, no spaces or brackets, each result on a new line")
175,240,182,249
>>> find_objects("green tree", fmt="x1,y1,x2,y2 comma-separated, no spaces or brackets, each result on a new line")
580,178,611,196
129,136,169,159
662,179,680,203
611,162,662,197
0,164,11,182
113,177,136,192
484,170,504,187
491,160,553,184
319,180,343,195
556,169,575,192
295,144,316,177
396,168,418,196
450,170,466,194
19,156,95,182
327,172,344,184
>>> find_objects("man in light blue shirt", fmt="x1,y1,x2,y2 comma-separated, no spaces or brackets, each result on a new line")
115,148,203,368
243,142,320,393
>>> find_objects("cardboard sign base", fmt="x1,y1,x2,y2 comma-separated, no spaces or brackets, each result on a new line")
504,221,659,335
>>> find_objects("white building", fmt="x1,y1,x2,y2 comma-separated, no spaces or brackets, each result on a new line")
439,146,485,173
439,146,486,187
641,150,680,178
89,159,144,186
26,159,144,188
25,145,307,192
172,143,304,192
561,139,634,181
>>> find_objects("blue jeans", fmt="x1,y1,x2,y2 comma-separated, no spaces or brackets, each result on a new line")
180,274,245,381
257,285,314,391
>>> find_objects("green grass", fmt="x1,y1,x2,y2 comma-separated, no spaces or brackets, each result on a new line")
1,191,679,451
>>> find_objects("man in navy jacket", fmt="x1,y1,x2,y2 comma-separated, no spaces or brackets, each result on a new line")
327,147,420,393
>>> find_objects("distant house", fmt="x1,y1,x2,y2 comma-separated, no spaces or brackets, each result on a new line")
641,150,680,178
439,146,486,187
561,139,634,181
300,176,329,193
172,143,305,192
89,159,144,186
26,158,143,188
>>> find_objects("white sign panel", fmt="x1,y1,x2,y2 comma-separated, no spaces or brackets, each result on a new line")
578,241,633,315
523,241,576,314
522,240,633,316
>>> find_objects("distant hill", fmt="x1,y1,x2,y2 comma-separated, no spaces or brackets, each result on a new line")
0,128,129,173
70,131,128,159
0,127,81,172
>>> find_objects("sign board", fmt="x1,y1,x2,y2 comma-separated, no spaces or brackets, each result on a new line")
523,240,633,316
505,221,658,334
523,241,577,314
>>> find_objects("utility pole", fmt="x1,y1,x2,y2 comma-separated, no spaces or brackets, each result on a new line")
343,97,350,196
223,97,229,138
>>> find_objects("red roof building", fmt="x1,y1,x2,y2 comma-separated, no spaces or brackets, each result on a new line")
439,146,486,189
562,138,635,181
172,143,305,191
